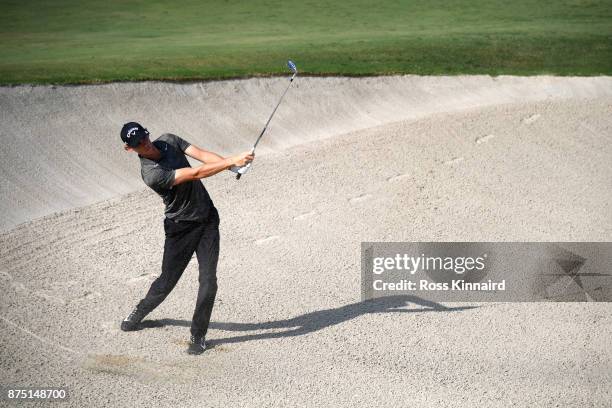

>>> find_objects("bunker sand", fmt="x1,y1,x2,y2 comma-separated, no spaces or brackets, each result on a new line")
1,76,611,407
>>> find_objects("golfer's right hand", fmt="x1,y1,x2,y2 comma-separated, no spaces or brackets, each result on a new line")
231,151,255,167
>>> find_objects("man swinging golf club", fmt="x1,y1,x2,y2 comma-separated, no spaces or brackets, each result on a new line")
119,122,254,355
119,60,297,355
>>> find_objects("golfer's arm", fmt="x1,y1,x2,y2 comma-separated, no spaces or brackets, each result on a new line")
172,160,231,186
184,145,225,164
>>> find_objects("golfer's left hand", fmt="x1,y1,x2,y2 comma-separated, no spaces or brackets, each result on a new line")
230,151,255,167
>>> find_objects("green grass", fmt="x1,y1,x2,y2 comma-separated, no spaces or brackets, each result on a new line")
1,0,611,84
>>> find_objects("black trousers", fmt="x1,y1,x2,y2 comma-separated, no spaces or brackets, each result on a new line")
137,207,220,338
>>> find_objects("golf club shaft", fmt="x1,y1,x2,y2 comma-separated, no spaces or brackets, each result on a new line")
236,72,297,180
252,73,296,151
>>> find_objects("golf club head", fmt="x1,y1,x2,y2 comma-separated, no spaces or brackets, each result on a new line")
287,60,298,74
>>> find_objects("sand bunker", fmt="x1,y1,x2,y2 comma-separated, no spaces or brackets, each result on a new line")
1,75,611,230
1,76,611,407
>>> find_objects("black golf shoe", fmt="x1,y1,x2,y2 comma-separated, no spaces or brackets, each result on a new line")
120,307,148,332
187,335,207,355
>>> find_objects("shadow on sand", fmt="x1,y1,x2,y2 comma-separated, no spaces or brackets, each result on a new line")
141,295,477,346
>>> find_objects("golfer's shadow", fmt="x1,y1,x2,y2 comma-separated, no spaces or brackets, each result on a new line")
143,295,477,346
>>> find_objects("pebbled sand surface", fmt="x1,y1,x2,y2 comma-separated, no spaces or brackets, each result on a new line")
1,77,612,407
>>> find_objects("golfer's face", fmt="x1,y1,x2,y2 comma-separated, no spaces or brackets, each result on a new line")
132,134,153,153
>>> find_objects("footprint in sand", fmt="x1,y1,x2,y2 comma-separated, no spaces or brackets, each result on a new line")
387,173,410,182
443,157,464,165
349,194,372,204
255,235,280,245
293,210,316,221
475,134,495,144
83,354,150,378
35,291,67,305
522,114,541,124
101,321,120,333
73,291,101,301
11,281,28,295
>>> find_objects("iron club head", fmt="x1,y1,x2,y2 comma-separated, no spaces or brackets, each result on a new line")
287,60,298,74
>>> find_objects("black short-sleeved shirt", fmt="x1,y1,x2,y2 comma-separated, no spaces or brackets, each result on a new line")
139,133,213,222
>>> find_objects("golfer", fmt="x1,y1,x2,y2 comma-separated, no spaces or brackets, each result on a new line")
119,122,253,355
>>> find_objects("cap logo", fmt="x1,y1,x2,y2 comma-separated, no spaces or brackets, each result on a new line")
126,127,139,139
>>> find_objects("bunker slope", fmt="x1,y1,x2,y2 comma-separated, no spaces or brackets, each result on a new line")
0,77,611,407
0,75,611,230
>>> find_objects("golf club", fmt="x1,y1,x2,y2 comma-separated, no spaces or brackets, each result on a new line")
232,60,298,180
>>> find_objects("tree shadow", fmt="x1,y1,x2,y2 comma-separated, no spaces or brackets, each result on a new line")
142,295,477,346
